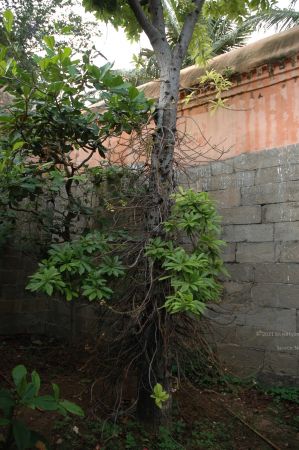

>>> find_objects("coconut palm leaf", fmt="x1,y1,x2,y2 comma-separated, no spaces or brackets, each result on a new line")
251,7,299,31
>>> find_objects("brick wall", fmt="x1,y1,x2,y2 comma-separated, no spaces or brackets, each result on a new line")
183,144,299,383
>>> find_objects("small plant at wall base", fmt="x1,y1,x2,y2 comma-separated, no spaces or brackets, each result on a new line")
0,364,84,450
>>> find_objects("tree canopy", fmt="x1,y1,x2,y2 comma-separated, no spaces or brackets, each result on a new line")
0,0,102,66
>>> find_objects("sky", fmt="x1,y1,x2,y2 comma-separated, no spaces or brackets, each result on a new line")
80,0,295,70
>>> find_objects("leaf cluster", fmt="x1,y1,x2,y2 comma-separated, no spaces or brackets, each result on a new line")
26,231,125,302
150,383,170,409
146,188,226,316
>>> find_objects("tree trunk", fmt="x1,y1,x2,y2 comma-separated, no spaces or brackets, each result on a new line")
136,59,180,426
148,59,180,226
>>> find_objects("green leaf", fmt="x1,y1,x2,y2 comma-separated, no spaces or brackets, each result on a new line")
21,383,36,404
150,383,169,409
12,141,25,151
0,115,12,122
52,383,59,401
12,365,27,391
61,25,73,34
12,419,31,450
3,10,14,33
32,395,58,411
59,400,84,417
31,371,40,396
61,47,72,60
43,35,55,50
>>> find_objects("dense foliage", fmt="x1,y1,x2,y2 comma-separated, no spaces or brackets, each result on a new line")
0,0,102,67
0,11,152,249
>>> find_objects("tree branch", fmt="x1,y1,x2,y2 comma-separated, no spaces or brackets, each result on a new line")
148,0,166,38
174,0,206,61
127,0,165,49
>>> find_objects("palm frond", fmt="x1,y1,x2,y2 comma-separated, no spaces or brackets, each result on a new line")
250,7,299,32
207,18,253,55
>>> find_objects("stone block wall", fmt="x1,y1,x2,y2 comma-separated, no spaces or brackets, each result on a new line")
183,144,299,383
2,144,299,382
0,247,98,340
0,248,48,335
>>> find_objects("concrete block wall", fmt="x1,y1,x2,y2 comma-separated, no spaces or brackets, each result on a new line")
2,144,299,382
0,247,98,340
0,248,48,335
184,144,299,383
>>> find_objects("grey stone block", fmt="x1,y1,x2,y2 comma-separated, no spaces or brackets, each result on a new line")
241,181,299,205
254,263,299,284
178,167,210,190
219,206,261,225
0,270,22,285
210,189,241,208
234,326,299,351
255,164,299,186
203,303,246,326
277,242,299,262
263,351,298,377
0,300,20,314
0,256,24,270
211,160,234,175
257,371,299,386
189,176,211,192
274,222,299,241
262,202,299,223
251,283,299,308
236,243,275,263
201,322,237,344
245,306,296,332
221,243,236,262
210,171,255,191
222,281,252,303
223,224,273,242
234,145,299,172
233,148,283,171
193,164,211,178
0,313,47,335
285,144,299,165
216,343,265,377
225,263,254,282
0,285,25,300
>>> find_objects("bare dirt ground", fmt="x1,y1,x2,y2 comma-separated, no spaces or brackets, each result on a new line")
1,335,298,450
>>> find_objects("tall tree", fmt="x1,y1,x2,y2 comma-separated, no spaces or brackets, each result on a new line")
82,0,275,425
